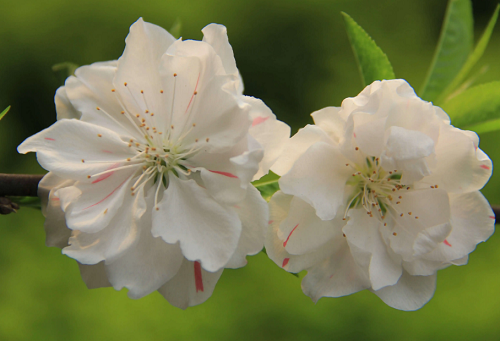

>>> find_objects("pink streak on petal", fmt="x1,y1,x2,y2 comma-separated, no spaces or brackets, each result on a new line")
489,216,495,219
101,150,113,154
44,138,56,141
233,205,241,209
353,132,356,138
194,261,204,293
83,176,128,210
282,258,290,267
92,163,121,184
185,73,200,114
444,239,452,247
283,224,299,247
480,165,490,170
251,116,269,127
268,220,274,225
209,170,238,179
51,197,60,201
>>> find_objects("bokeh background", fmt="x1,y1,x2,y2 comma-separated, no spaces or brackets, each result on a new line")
1,0,500,339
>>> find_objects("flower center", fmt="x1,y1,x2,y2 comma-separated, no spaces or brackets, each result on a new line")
344,157,407,221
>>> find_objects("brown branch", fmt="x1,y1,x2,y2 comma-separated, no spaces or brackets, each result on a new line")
0,173,44,197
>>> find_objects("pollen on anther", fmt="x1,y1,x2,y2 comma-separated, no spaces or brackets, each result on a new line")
97,134,102,137
160,90,164,93
151,113,154,116
126,158,131,162
145,110,149,113
96,107,100,110
355,147,359,151
206,138,210,142
131,192,135,196
415,216,419,219
141,90,144,94
156,207,159,211
171,125,174,129
195,139,199,143
393,232,397,236
194,91,198,95
121,111,125,115
111,89,115,92
104,208,108,214
142,165,147,170
384,223,387,226
87,175,91,179
136,143,140,147
173,73,177,77
346,163,349,166
396,201,400,204
141,118,146,123
81,159,85,163
399,196,402,199
430,185,435,189
435,184,439,188
136,114,140,118
343,233,346,237
408,212,412,215
124,82,128,86
400,213,404,217
193,123,196,127
342,218,346,220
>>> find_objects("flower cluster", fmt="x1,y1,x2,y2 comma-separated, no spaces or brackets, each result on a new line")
20,18,289,309
265,79,494,310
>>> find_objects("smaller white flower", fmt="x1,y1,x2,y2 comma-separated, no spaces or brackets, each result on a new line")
266,79,494,310
20,18,289,309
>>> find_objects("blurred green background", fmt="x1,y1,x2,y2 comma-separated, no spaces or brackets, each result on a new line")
1,0,500,340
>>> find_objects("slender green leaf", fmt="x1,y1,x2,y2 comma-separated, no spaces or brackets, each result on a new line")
420,0,473,102
52,62,79,76
169,18,182,39
342,12,395,86
437,4,500,105
253,171,280,201
0,106,10,121
441,81,500,131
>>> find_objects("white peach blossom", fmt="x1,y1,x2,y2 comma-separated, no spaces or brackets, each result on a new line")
20,18,288,309
266,79,494,310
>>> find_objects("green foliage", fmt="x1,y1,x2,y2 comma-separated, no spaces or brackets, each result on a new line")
342,12,395,87
169,18,182,39
7,196,42,210
0,106,10,121
253,172,280,202
437,4,500,105
420,0,473,102
442,81,500,134
52,62,79,85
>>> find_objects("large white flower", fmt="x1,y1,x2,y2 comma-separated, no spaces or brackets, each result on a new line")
266,79,494,310
20,18,289,309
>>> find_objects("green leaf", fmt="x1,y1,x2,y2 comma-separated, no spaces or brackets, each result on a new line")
253,171,280,201
169,18,182,39
52,62,79,77
0,106,10,121
465,118,500,135
441,81,500,132
419,0,474,102
436,4,500,105
341,12,395,87
7,196,42,210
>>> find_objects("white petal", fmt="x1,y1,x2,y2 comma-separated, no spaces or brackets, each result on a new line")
301,241,371,302
157,258,223,309
311,106,345,143
424,126,492,193
344,209,402,291
62,185,147,264
38,173,73,248
78,262,112,289
18,119,137,182
421,191,494,263
152,174,241,272
265,192,335,273
388,188,450,261
65,62,139,138
114,18,175,128
279,196,339,255
244,96,290,180
57,171,138,233
279,141,351,220
225,186,267,268
372,271,436,311
201,23,244,93
271,124,331,176
55,86,80,120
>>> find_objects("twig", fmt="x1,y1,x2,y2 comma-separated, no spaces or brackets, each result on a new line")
0,173,44,197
